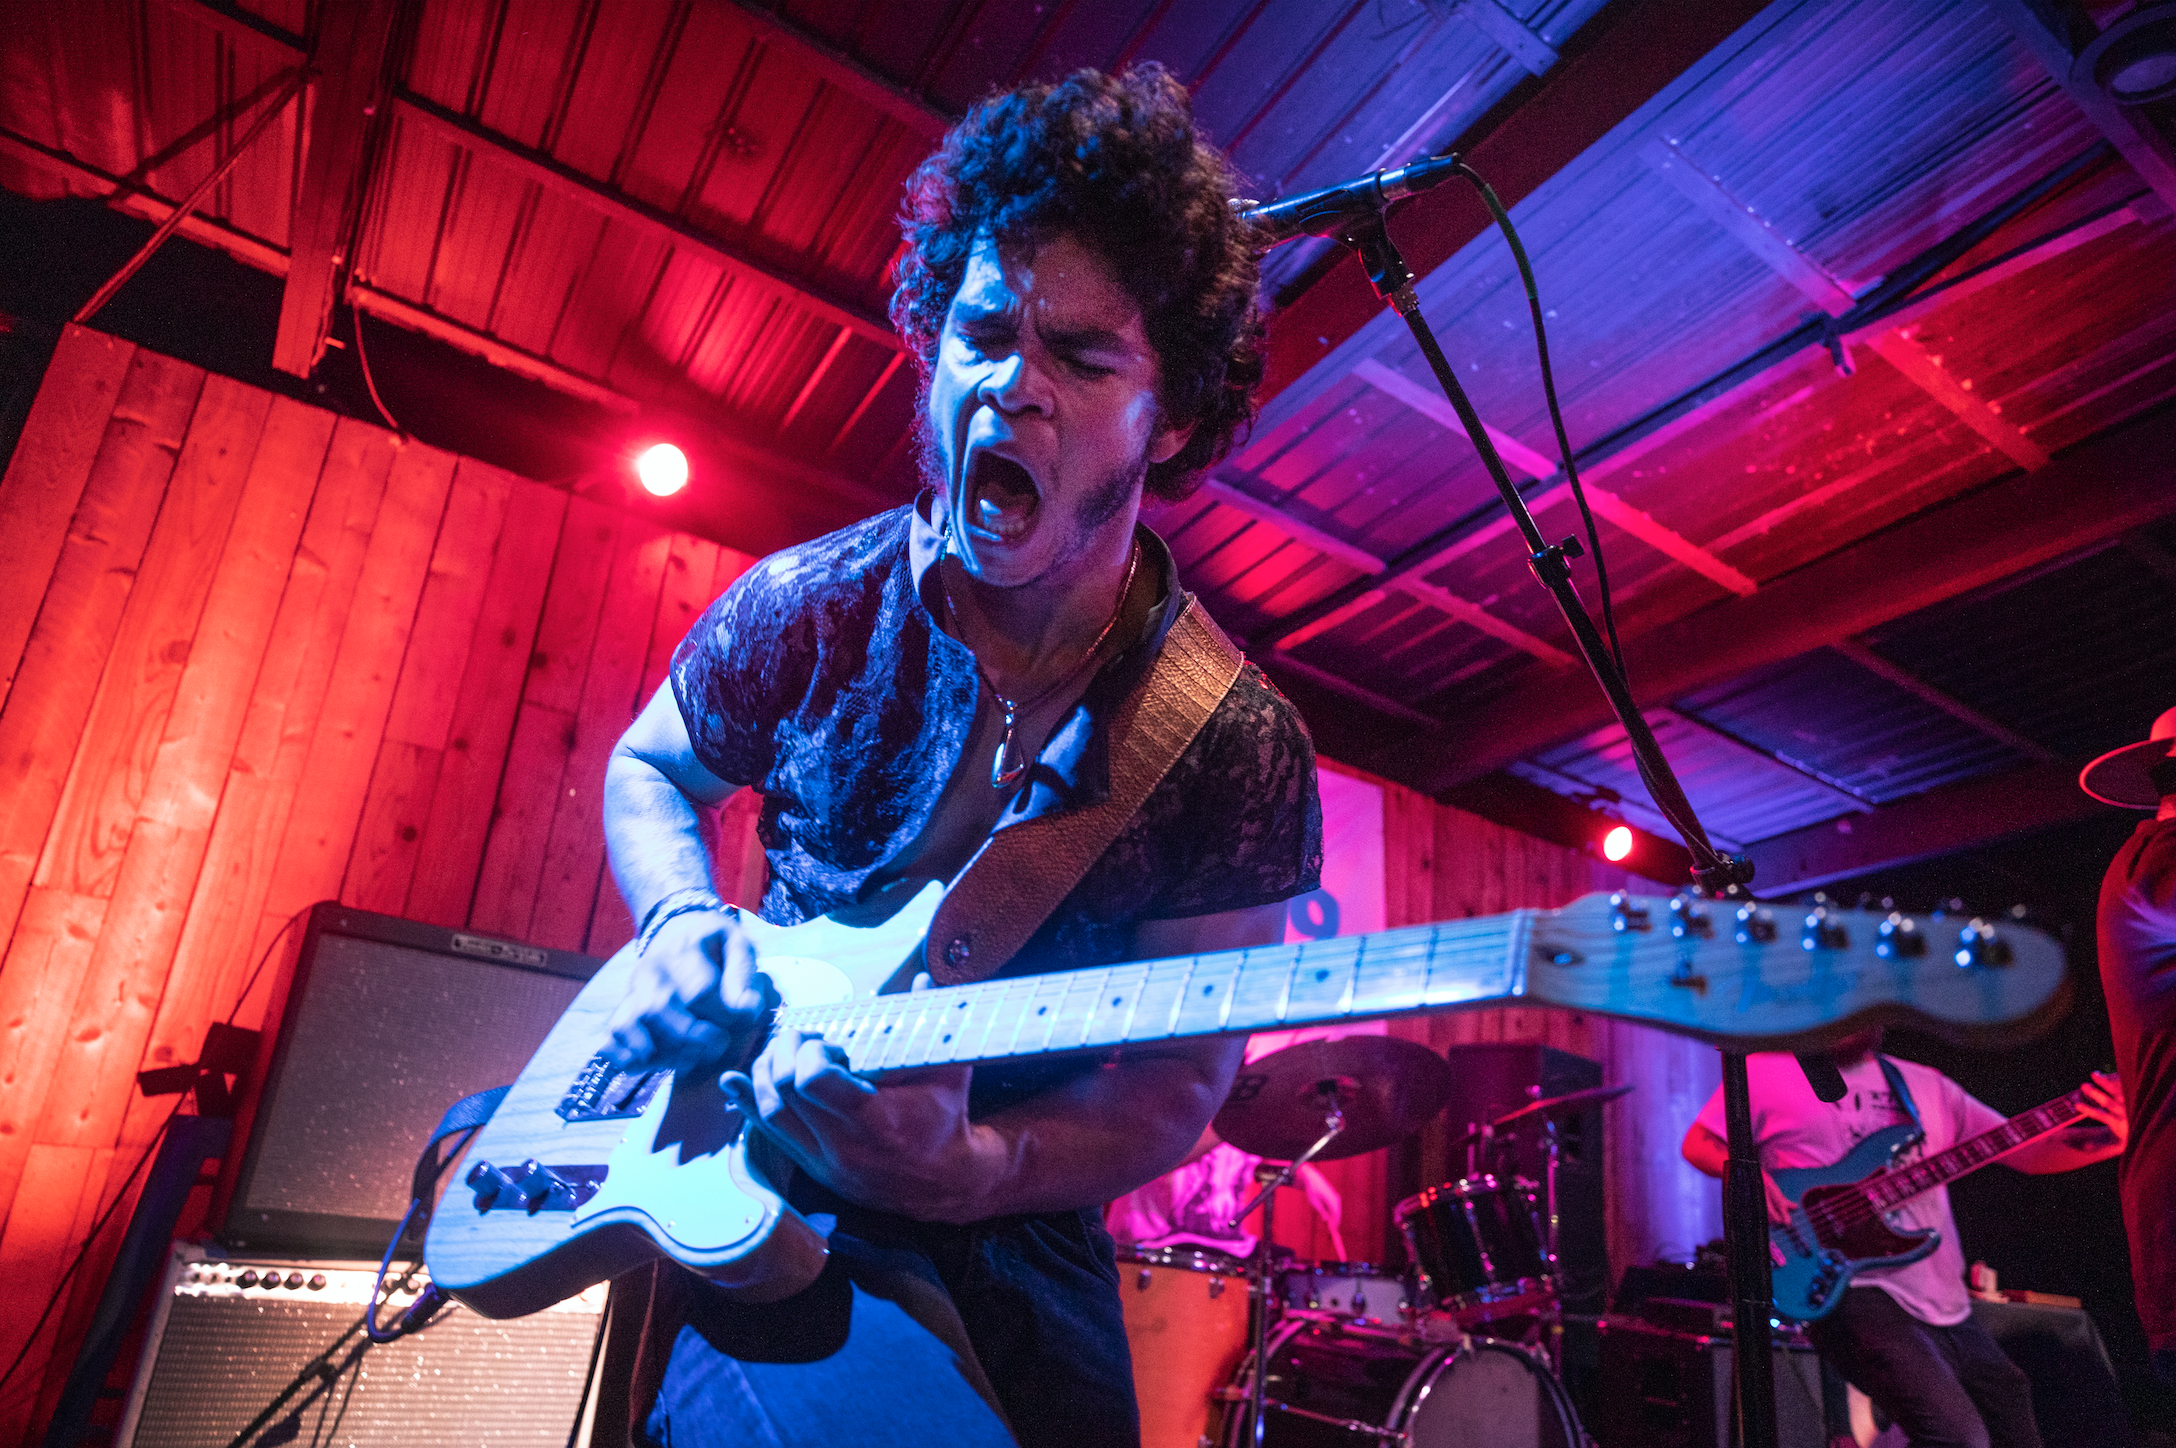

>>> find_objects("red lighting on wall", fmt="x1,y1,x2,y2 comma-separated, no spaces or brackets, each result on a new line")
635,443,689,497
1602,824,1634,862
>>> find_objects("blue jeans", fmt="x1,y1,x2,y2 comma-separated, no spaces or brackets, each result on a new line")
1808,1288,2042,1448
642,1193,1138,1448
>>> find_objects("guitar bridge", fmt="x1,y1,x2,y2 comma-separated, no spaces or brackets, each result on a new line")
557,1055,667,1122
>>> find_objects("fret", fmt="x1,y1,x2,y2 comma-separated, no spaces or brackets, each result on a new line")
1123,958,1190,1046
1425,924,1518,1008
978,977,1031,1063
1045,969,1107,1052
928,991,981,1064
1080,965,1149,1049
1271,943,1305,1025
1223,946,1292,1032
1169,950,1241,1036
884,996,941,1071
1282,937,1360,1024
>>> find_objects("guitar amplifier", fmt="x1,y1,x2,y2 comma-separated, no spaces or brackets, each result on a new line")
1591,1315,1834,1448
220,902,602,1257
116,1245,605,1448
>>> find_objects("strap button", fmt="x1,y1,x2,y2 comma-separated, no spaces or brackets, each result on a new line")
944,936,971,968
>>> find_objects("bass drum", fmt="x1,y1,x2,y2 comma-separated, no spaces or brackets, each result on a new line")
1221,1319,1581,1448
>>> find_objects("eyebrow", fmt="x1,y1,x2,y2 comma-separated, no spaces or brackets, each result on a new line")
952,295,1135,355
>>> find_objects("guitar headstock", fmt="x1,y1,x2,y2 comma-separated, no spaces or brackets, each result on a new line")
1526,892,2070,1051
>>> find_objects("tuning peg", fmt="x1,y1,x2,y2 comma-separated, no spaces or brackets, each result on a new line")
1735,904,1777,944
1877,912,1926,959
1801,904,1849,951
1955,919,2013,970
1609,892,1652,933
1669,894,1714,939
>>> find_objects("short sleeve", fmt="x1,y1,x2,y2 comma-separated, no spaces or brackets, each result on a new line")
667,557,819,788
1943,1075,2009,1142
1137,662,1323,921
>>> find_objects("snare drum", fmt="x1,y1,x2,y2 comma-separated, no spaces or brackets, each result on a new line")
1115,1245,1251,1448
1393,1174,1554,1323
1275,1261,1412,1324
1221,1318,1581,1447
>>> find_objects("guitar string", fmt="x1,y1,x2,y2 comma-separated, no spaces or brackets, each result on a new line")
1795,1092,2084,1241
780,929,1530,1071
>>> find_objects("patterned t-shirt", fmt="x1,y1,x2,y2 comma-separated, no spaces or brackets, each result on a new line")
668,502,1323,1105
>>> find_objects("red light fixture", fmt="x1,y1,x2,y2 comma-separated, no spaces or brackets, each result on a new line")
1601,825,1633,862
635,443,689,497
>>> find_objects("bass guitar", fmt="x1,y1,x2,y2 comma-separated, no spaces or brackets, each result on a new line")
423,889,2064,1319
1769,1082,2097,1321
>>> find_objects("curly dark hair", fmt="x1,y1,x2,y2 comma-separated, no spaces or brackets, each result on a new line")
890,64,1264,503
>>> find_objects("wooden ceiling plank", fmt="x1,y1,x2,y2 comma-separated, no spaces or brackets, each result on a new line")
0,126,290,276
1983,0,2176,219
1396,576,1575,666
1395,405,2176,792
1198,479,1386,573
829,351,908,454
1859,330,2049,471
721,0,952,142
780,327,853,431
1743,758,2103,892
272,0,402,377
1579,485,1759,596
388,92,898,349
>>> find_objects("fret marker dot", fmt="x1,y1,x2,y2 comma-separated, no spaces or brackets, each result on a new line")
1037,1007,1048,1016
1314,969,1329,983
942,1034,951,1043
1111,996,1123,1006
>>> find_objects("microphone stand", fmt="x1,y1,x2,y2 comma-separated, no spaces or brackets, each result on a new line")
1312,206,1780,1448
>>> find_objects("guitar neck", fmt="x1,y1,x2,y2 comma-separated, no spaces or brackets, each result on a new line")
1858,1088,2085,1212
772,912,1536,1075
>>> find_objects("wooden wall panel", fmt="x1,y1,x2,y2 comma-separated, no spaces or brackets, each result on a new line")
0,333,765,1445
0,329,134,715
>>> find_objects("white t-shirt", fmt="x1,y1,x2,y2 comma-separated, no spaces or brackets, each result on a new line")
1693,1053,2005,1325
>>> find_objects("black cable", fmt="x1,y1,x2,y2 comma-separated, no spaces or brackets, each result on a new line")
0,908,305,1399
350,307,405,438
1454,161,1625,681
0,1096,188,1397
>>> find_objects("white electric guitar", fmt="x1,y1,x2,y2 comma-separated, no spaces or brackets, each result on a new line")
423,889,2064,1318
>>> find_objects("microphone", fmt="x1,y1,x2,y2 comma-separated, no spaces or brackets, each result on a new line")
1237,152,1466,248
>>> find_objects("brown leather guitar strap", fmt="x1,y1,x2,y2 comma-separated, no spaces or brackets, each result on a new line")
925,593,1245,985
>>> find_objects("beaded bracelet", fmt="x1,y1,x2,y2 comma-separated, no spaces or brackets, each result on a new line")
635,886,731,956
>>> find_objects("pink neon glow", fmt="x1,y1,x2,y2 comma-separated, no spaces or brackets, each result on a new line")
635,443,689,496
1602,825,1634,862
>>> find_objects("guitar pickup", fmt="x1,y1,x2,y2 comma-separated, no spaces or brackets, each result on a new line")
557,1055,667,1122
466,1158,606,1214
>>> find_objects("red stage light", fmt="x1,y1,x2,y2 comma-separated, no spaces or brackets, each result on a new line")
1602,825,1633,862
635,443,689,497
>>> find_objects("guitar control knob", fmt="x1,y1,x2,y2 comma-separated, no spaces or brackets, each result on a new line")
466,1159,508,1209
514,1159,560,1212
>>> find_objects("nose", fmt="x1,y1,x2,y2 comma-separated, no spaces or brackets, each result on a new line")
976,351,1046,416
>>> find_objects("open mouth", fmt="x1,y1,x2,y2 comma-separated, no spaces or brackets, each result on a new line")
965,452,1040,544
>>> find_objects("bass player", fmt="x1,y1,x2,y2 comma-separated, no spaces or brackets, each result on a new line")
1680,1029,2127,1448
594,66,1322,1448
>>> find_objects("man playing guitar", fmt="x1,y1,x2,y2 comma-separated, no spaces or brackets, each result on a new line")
593,66,1322,1447
1681,1028,2127,1448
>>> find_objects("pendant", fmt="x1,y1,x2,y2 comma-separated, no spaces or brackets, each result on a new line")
991,701,1028,789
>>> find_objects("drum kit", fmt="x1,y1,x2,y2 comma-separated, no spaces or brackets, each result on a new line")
1116,1037,1633,1448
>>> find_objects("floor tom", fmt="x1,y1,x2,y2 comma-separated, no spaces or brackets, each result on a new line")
1115,1244,1251,1448
1393,1174,1555,1324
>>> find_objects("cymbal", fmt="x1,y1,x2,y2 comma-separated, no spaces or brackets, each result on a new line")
1487,1081,1634,1130
1214,1037,1456,1162
1442,1082,1636,1150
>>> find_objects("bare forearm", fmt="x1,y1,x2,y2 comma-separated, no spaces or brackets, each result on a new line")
2002,1128,2122,1174
934,1037,1246,1222
603,750,720,926
1682,1123,1727,1178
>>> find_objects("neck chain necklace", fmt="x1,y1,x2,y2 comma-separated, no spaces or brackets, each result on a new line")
943,541,1140,790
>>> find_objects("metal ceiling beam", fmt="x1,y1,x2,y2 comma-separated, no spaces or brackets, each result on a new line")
1743,759,2105,892
1383,403,2176,793
1984,0,2176,217
1643,138,2049,471
272,0,401,376
388,93,898,349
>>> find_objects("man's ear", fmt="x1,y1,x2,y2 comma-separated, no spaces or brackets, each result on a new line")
1148,418,1196,466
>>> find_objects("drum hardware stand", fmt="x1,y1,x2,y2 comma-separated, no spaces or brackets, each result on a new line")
1226,1089,1347,1447
1302,183,1785,1446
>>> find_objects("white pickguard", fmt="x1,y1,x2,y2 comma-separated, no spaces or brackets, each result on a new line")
566,880,948,1260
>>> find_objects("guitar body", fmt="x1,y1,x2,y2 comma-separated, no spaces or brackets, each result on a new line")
424,884,943,1320
1768,1124,1939,1321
